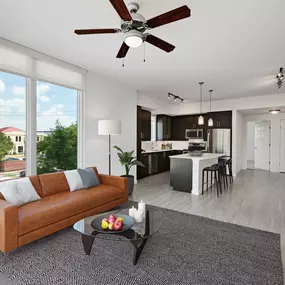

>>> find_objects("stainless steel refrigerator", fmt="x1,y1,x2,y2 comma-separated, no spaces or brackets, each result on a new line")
207,129,231,155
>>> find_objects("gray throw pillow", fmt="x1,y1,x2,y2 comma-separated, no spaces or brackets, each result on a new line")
77,168,100,188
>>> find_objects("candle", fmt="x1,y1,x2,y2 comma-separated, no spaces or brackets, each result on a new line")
129,206,137,218
134,210,143,223
138,200,145,214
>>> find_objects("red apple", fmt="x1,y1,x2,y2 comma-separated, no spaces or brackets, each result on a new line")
109,214,116,220
108,214,116,224
102,218,108,223
114,220,123,231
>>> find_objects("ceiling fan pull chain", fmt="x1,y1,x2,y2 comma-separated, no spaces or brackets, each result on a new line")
122,57,125,67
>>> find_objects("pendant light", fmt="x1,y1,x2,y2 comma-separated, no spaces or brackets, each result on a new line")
198,82,204,125
208,89,214,127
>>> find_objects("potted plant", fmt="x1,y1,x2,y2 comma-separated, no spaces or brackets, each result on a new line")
114,146,145,195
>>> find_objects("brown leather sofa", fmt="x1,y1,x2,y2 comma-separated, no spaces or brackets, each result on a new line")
0,167,128,254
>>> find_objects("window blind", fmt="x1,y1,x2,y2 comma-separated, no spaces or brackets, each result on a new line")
0,39,86,90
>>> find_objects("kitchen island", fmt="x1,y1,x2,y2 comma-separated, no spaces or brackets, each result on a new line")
169,153,223,195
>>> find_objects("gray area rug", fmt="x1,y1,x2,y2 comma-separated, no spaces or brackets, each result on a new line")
0,206,283,285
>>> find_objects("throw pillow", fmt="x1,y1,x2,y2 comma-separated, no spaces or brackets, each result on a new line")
0,178,41,206
77,168,100,188
64,170,84,192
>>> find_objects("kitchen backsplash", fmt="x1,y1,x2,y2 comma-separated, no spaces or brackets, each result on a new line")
142,141,189,151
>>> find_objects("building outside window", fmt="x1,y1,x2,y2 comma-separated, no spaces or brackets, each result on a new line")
0,72,26,180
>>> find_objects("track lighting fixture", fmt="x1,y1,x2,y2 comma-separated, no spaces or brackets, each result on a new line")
167,93,184,104
277,67,284,89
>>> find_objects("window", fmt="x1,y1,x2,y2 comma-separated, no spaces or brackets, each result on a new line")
0,72,26,180
19,136,21,142
37,81,78,174
151,115,156,141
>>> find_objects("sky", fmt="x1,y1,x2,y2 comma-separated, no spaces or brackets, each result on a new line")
0,71,77,131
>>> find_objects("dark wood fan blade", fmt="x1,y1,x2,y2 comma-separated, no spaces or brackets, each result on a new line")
145,34,175,53
146,5,191,29
74,29,120,35
116,42,130,58
110,0,132,21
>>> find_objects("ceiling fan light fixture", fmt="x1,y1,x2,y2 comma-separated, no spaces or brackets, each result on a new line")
269,109,281,115
123,30,143,48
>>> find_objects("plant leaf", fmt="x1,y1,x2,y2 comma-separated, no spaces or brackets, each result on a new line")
130,160,145,168
113,145,124,153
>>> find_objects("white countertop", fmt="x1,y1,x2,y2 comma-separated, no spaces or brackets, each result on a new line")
142,149,181,154
169,153,224,161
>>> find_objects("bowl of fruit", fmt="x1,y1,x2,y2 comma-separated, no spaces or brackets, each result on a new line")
91,213,135,234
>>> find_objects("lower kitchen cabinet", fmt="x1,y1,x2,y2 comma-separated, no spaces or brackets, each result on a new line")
137,153,149,179
137,150,184,179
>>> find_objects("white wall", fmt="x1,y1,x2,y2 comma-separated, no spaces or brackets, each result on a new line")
232,110,244,176
246,122,255,161
84,72,137,176
243,113,285,172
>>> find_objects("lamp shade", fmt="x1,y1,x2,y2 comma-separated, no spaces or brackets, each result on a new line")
98,120,121,135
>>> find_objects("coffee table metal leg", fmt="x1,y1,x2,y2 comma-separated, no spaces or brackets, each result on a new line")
81,234,95,255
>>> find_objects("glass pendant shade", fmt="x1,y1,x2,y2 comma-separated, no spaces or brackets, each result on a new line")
198,115,204,125
208,118,213,127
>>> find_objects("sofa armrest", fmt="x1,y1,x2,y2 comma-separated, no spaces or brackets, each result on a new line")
99,174,128,201
0,200,18,253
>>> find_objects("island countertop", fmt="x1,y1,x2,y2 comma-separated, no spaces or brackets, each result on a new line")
169,153,224,161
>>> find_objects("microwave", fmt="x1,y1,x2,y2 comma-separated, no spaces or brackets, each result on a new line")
185,129,203,139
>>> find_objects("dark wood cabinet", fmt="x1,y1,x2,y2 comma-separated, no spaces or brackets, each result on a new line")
171,116,186,140
206,111,232,129
137,150,184,179
171,111,232,141
156,115,172,141
140,109,151,141
137,153,150,179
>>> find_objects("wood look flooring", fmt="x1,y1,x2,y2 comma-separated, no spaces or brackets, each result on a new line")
131,169,285,279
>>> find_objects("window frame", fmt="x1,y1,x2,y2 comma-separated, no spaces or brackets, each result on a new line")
0,71,83,176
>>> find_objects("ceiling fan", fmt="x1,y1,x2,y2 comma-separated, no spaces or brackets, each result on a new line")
74,0,191,59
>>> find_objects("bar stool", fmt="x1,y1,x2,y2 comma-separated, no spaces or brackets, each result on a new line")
202,164,222,197
225,158,234,184
218,159,228,189
218,156,233,186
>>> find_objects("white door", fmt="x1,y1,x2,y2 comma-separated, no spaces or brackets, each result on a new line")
280,120,285,172
255,121,270,170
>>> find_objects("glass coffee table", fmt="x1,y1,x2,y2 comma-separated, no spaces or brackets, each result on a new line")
73,203,162,265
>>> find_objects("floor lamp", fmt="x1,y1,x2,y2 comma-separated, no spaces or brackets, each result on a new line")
98,120,121,175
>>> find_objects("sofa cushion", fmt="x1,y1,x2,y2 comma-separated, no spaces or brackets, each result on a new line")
0,175,42,200
38,172,69,197
64,170,84,192
18,184,125,235
0,178,41,206
78,168,100,188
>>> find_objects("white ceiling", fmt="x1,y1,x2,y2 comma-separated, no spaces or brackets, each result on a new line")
240,107,285,116
1,0,285,102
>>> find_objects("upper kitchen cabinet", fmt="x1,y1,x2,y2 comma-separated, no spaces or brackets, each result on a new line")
137,106,151,141
185,115,200,129
156,115,172,140
171,116,186,140
206,111,232,129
